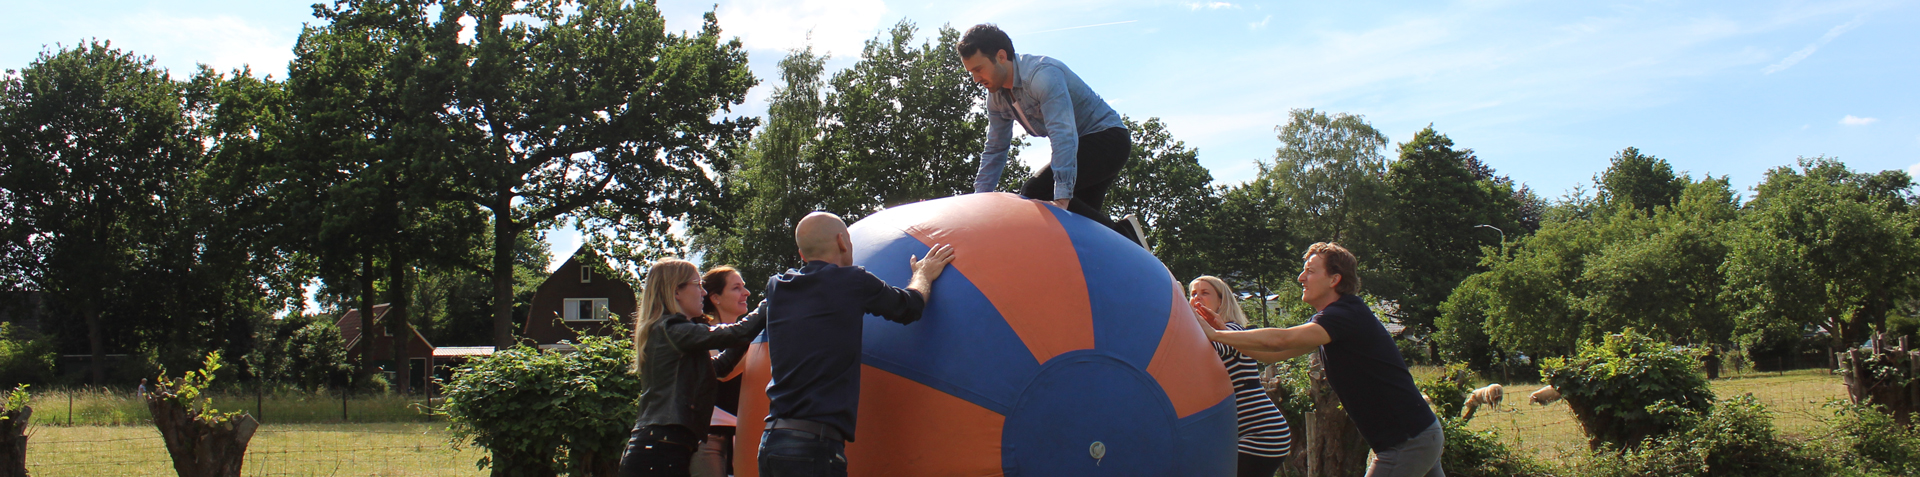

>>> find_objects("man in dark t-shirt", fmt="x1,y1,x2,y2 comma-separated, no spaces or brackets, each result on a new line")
1202,242,1442,477
757,211,956,477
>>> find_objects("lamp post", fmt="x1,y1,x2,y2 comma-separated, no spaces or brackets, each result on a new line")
1473,224,1504,244
1475,224,1506,259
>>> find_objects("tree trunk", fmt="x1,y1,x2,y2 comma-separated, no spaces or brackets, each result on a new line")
360,256,378,378
492,196,516,349
386,247,411,395
83,300,105,386
0,406,29,477
147,390,259,477
1307,352,1370,477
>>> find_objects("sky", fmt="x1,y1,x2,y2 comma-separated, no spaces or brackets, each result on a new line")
7,0,1918,265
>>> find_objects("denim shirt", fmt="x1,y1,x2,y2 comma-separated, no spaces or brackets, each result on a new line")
976,54,1126,199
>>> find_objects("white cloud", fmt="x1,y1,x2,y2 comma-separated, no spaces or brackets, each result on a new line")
1908,162,1920,180
1840,115,1878,125
110,14,297,77
1250,15,1272,31
1763,14,1865,74
714,0,888,57
1187,2,1238,10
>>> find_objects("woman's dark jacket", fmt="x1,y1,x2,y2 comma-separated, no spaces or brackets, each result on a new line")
632,306,765,437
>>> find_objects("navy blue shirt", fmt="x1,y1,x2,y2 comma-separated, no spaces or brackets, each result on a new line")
762,261,927,441
1310,294,1436,451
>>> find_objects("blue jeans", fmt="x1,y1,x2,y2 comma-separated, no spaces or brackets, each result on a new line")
757,428,847,477
1366,420,1445,477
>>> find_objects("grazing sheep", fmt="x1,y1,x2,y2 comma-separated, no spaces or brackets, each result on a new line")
1529,385,1561,406
1460,383,1504,420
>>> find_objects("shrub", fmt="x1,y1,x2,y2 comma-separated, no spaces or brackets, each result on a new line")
1438,417,1552,477
1418,363,1474,420
1831,400,1920,475
442,336,641,477
0,323,55,386
1578,394,1826,477
1542,328,1713,449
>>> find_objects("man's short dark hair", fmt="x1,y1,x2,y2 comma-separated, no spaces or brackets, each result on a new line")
957,24,1015,62
1304,242,1362,296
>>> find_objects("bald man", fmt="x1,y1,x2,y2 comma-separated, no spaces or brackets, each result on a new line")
757,212,955,477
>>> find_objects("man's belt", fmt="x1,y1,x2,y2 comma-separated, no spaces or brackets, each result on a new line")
768,418,846,442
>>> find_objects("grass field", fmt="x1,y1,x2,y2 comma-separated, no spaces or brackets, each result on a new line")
27,388,432,426
19,369,1849,475
1453,367,1849,464
28,422,486,477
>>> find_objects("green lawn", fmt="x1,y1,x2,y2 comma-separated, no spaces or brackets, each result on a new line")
1453,368,1849,464
28,422,485,477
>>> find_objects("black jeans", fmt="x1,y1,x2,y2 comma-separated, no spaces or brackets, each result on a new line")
618,425,698,477
757,428,847,477
1239,452,1287,477
1020,126,1132,231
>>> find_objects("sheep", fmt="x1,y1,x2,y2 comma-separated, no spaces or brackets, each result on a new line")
1529,385,1561,406
1460,383,1504,420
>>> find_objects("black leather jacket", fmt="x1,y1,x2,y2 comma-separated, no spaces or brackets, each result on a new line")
632,306,765,437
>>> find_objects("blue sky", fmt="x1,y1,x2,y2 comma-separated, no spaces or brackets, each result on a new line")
7,0,1918,262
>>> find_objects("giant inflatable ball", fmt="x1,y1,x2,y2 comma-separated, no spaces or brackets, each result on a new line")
734,192,1237,476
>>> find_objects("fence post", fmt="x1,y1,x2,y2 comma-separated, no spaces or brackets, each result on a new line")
341,388,348,422
67,391,73,426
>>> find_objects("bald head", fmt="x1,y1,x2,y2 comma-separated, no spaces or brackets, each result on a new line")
795,212,852,265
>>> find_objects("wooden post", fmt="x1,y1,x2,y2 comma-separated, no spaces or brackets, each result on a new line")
1306,352,1370,477
0,406,29,477
148,385,259,477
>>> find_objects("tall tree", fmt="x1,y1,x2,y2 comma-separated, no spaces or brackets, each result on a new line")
440,0,758,348
1597,147,1687,212
695,23,1021,290
814,21,995,213
1379,126,1521,339
0,42,197,385
1723,157,1920,356
693,46,830,288
286,0,479,391
1107,116,1220,281
1267,109,1392,263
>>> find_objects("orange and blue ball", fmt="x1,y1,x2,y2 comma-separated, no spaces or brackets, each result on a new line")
736,193,1237,476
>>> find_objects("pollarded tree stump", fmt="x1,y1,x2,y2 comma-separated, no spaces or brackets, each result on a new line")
147,391,259,477
1307,352,1370,477
0,406,30,477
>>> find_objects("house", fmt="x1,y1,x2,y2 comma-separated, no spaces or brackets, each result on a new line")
522,246,639,349
337,304,438,391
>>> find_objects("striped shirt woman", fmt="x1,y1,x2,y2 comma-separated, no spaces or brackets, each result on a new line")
1191,276,1293,477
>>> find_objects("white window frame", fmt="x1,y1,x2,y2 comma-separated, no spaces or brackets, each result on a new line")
562,298,611,322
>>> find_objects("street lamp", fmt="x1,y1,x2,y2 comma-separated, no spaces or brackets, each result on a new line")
1473,224,1505,244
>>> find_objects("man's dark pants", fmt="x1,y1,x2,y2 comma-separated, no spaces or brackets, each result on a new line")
757,428,847,477
1019,126,1131,233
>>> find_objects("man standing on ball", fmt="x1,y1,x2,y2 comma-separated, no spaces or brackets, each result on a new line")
1200,242,1444,477
956,24,1146,248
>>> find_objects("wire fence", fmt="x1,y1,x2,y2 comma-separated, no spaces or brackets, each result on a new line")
1462,368,1851,464
28,424,486,477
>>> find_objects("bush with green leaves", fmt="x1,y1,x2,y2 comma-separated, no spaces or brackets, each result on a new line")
0,323,55,386
1543,328,1713,449
1418,363,1475,420
442,336,642,476
1438,417,1552,477
1831,400,1920,475
1578,394,1826,477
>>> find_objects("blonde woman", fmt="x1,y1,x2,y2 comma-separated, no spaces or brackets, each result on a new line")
1190,275,1294,477
619,259,766,477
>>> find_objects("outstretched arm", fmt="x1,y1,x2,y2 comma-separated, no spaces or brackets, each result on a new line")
1202,322,1332,354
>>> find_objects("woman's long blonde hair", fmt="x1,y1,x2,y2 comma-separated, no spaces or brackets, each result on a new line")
1192,275,1250,328
633,258,700,373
